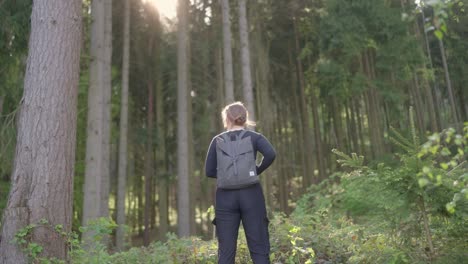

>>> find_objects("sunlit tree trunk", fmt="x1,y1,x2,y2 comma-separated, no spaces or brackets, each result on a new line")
83,0,112,241
177,0,190,237
221,0,234,103
0,0,81,261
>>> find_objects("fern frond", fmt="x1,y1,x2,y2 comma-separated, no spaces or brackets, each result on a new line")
332,149,365,168
389,136,415,153
390,126,416,153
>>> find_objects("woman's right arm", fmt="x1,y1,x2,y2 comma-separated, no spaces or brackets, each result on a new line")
256,135,276,175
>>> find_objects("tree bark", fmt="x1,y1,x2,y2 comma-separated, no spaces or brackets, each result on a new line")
293,18,315,187
238,0,255,122
0,0,82,261
101,0,112,225
156,62,169,241
438,38,460,129
221,0,234,103
116,0,130,251
144,79,154,246
177,0,190,237
82,0,112,239
0,96,3,115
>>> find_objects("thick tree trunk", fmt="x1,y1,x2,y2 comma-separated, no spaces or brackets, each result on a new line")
0,0,82,261
83,0,112,239
116,0,130,251
177,0,190,237
220,0,234,103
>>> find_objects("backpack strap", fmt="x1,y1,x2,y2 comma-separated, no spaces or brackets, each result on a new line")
220,133,231,142
236,129,247,141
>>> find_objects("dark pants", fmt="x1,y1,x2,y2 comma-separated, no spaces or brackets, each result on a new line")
214,183,270,264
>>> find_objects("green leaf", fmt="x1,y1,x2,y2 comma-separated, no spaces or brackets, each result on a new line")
418,178,429,187
441,147,451,156
422,166,431,174
434,30,443,40
446,202,455,214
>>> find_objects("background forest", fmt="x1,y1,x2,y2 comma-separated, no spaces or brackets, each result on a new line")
0,0,467,263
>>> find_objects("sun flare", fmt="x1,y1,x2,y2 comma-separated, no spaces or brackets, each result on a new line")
148,0,177,19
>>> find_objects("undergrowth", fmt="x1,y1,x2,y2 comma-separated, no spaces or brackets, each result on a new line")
14,124,467,263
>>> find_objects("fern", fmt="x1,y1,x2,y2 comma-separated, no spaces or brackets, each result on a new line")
389,107,420,154
332,149,365,169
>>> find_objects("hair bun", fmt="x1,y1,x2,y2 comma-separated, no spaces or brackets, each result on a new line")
234,116,246,125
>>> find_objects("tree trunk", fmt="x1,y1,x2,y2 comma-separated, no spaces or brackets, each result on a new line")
82,0,112,239
144,79,154,246
220,0,234,103
0,0,82,261
293,18,315,187
0,96,3,115
116,0,130,251
177,0,190,237
420,11,443,129
156,63,168,241
287,40,307,190
353,97,366,156
238,0,255,122
332,99,345,151
361,51,383,159
438,38,460,129
101,0,112,225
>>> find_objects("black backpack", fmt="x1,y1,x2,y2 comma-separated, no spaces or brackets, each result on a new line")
216,130,258,189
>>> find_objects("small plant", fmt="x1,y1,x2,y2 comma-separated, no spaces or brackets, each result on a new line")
13,219,69,264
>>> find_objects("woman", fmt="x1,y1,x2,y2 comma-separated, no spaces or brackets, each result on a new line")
205,102,276,264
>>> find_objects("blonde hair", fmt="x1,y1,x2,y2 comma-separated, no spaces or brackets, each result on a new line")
221,102,256,128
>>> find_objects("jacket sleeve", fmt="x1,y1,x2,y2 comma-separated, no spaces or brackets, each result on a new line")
205,137,217,178
256,134,276,175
